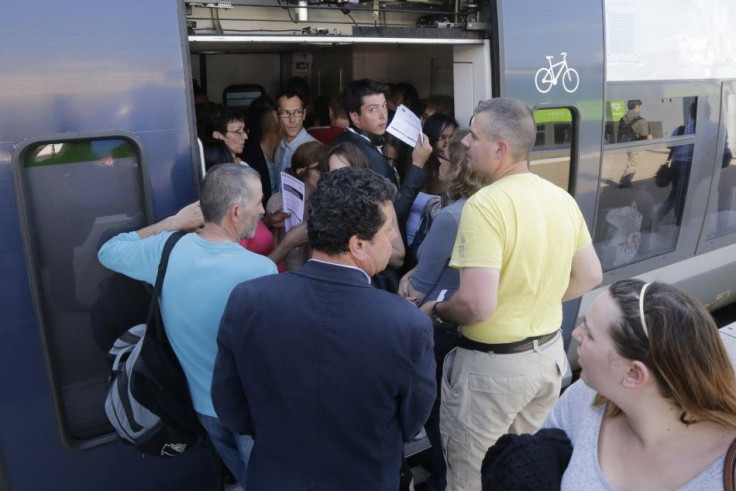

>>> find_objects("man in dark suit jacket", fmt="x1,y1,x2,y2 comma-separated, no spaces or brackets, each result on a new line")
332,79,431,225
212,168,436,490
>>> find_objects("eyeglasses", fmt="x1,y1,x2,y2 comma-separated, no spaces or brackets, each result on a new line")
278,109,305,119
226,128,249,137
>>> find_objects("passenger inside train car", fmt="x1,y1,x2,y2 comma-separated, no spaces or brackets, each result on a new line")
421,94,456,124
274,89,317,179
332,79,432,227
204,108,249,168
307,94,349,145
242,95,281,205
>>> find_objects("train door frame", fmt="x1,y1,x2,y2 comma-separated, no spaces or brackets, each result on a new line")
699,79,736,254
10,130,154,449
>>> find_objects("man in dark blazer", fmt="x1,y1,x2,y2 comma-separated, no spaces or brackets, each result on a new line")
212,168,436,490
332,79,431,225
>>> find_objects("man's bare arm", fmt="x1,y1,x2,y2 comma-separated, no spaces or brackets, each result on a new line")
135,201,204,239
420,267,500,325
562,244,602,301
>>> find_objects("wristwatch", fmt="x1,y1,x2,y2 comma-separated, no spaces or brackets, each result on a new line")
430,301,445,325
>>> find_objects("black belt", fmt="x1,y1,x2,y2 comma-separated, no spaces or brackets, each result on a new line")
457,331,559,354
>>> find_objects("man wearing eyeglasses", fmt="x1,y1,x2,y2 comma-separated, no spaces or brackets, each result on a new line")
274,90,317,186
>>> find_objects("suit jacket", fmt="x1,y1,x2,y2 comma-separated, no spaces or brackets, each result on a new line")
213,260,436,491
332,130,428,226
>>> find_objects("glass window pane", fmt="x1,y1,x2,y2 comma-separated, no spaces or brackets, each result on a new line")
530,108,573,191
593,140,697,271
604,97,692,145
706,88,736,238
21,138,147,442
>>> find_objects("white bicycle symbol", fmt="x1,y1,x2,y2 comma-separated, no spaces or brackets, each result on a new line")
534,52,580,94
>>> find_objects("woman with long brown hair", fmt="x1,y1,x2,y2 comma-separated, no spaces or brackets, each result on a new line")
544,279,736,489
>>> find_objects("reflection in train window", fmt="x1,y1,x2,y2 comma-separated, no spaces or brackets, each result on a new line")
603,97,691,145
706,86,736,239
20,138,148,444
593,139,697,271
530,108,573,192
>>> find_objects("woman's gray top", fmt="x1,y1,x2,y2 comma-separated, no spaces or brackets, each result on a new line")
411,198,466,305
542,380,725,490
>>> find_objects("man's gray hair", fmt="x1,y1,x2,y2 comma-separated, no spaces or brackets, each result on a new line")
474,98,537,162
200,163,260,224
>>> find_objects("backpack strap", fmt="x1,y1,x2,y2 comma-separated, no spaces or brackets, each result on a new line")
725,437,736,491
146,231,187,342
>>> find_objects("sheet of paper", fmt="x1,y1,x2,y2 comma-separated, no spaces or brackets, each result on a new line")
280,172,305,232
386,104,422,147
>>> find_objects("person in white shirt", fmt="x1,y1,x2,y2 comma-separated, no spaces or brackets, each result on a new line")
273,90,317,183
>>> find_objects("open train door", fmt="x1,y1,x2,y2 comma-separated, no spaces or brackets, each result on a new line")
492,0,606,360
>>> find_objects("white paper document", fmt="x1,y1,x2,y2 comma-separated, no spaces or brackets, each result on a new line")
436,289,448,302
280,172,306,232
386,104,422,147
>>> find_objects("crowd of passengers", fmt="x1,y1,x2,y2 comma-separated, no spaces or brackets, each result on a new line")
99,78,736,490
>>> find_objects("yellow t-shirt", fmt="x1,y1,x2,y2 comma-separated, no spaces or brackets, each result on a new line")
450,173,591,343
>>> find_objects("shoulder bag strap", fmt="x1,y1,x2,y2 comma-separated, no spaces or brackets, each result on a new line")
725,437,736,491
146,231,187,341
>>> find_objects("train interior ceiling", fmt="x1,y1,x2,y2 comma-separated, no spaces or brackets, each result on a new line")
186,0,487,116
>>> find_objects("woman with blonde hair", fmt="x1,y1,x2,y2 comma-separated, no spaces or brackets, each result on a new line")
399,129,490,305
543,279,736,490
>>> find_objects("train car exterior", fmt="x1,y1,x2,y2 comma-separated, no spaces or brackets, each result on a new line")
1,0,736,488
0,1,211,489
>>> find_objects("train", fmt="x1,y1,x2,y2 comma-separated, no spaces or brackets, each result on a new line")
1,0,735,488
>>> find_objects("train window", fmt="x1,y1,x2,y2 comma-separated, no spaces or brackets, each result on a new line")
705,88,736,239
595,97,698,271
530,108,574,191
604,97,690,144
593,138,698,271
19,138,148,444
223,83,266,109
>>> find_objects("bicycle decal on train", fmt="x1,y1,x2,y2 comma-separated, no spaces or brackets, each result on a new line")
535,52,580,94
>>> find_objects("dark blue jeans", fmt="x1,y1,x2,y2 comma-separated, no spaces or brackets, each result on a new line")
198,412,253,488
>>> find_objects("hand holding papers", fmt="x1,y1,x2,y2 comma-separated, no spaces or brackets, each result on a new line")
387,104,432,169
386,104,423,147
280,172,306,232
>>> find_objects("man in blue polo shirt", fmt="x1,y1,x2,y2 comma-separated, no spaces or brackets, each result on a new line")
98,164,276,488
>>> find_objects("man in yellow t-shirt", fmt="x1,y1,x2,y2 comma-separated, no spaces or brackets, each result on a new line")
421,97,602,491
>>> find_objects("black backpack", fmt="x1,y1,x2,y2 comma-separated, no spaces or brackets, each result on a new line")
617,115,644,143
104,231,203,457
